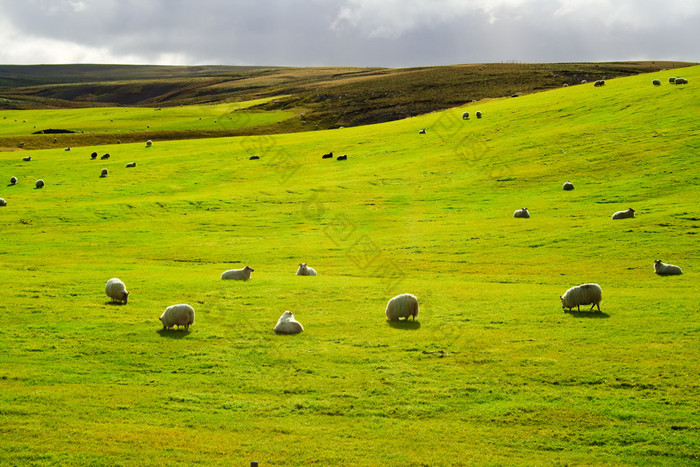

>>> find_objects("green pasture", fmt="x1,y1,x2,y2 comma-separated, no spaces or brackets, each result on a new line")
0,97,292,138
0,67,698,465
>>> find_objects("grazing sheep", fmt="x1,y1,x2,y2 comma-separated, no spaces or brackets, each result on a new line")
296,263,317,276
652,79,661,86
475,111,482,119
513,207,530,218
274,310,304,334
675,78,688,85
23,156,32,162
159,304,195,331
669,77,677,83
385,293,419,321
105,278,129,304
146,140,153,147
561,283,602,312
53,138,58,143
612,208,635,220
418,129,426,134
249,155,260,160
563,83,569,87
581,80,587,84
322,152,333,159
100,168,108,177
337,155,347,160
654,260,682,275
101,153,110,160
594,80,605,87
0,198,6,207
125,162,136,168
221,266,254,280
562,181,574,191
10,176,17,185
91,152,98,159
462,112,469,119
35,179,44,189
116,140,121,144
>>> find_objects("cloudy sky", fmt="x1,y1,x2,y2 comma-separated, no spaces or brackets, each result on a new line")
0,0,698,67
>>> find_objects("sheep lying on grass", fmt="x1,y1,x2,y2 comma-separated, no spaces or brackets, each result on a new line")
386,293,419,321
249,155,260,160
296,263,317,276
418,129,426,134
322,152,333,159
105,278,129,304
274,311,304,334
35,179,44,189
125,162,136,168
652,79,661,86
561,283,602,312
160,304,195,331
562,181,574,191
23,156,31,162
513,207,530,218
654,260,682,275
221,266,254,280
337,155,347,160
612,208,635,220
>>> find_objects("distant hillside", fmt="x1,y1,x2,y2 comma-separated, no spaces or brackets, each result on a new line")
0,61,694,132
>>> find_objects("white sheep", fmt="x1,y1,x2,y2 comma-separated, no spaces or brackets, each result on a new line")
669,77,677,83
221,266,254,280
101,153,110,160
10,176,17,185
296,263,317,276
513,207,530,218
125,162,136,168
146,140,153,147
475,110,482,119
35,179,44,189
91,152,98,159
418,129,426,134
23,156,32,162
100,168,108,177
560,283,602,312
612,208,635,220
0,198,6,207
652,79,661,86
274,310,304,334
105,278,129,304
675,78,688,85
594,80,605,87
385,293,419,321
160,304,195,331
654,260,682,275
65,147,71,151
462,112,469,120
562,181,574,191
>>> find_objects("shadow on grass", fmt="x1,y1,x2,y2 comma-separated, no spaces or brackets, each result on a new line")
157,328,192,339
565,310,610,319
104,301,127,306
387,320,421,330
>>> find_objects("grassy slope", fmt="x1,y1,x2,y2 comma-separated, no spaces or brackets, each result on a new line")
0,67,698,465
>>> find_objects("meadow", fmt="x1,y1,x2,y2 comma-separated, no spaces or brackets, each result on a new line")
0,67,698,465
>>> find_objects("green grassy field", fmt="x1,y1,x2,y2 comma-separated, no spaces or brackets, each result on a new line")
0,67,698,465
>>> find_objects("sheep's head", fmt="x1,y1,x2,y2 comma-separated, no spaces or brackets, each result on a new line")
122,291,129,304
628,208,635,213
281,311,293,321
244,266,254,272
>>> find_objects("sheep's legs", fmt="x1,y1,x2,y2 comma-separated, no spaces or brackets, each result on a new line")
591,303,601,312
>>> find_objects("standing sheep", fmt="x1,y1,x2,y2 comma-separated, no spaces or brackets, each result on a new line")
100,168,108,177
653,260,682,275
594,80,605,87
146,140,153,147
10,176,17,185
91,152,98,159
221,266,254,280
274,310,304,334
475,111,482,119
560,283,602,312
101,153,110,160
0,198,6,207
513,208,530,218
105,278,129,304
675,78,688,85
385,293,419,321
669,77,677,83
296,263,317,276
562,181,574,191
159,304,195,331
462,112,469,120
35,179,44,189
612,208,635,220
652,79,661,86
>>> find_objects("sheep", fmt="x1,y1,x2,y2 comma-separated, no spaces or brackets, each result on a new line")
65,147,71,151
561,283,602,312
475,111,482,119
513,207,530,218
581,80,587,84
116,140,121,144
337,155,347,160
23,156,32,162
125,162,136,168
221,266,254,280
274,310,304,334
594,80,605,87
669,77,677,83
35,179,44,189
675,78,688,85
654,260,682,275
296,263,317,276
10,176,17,185
100,168,108,177
249,155,260,160
562,181,574,191
105,278,129,304
612,208,635,220
159,304,195,331
563,83,569,87
18,142,25,148
418,129,426,134
146,140,153,147
322,152,333,159
462,112,469,120
0,198,6,207
91,152,98,159
101,153,110,160
652,79,661,86
385,293,419,321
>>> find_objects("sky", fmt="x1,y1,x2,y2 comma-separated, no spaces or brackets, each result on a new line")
0,0,698,67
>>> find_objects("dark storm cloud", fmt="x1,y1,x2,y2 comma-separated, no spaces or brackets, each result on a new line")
0,0,698,66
